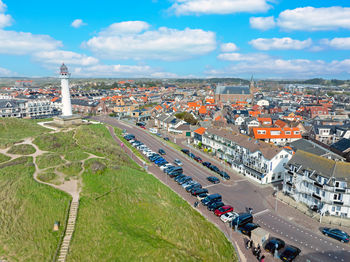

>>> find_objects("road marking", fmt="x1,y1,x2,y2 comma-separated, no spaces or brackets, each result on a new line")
203,184,218,188
254,209,269,217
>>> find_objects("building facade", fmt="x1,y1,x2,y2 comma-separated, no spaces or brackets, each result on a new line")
283,150,350,218
202,128,293,184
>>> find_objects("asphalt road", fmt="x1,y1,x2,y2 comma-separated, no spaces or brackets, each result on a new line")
96,116,350,262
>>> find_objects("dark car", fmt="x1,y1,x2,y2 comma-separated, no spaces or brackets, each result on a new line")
207,176,220,184
163,137,170,141
264,238,285,254
177,176,192,184
202,161,211,167
136,122,146,127
239,223,260,237
197,192,208,200
174,174,186,182
191,188,208,196
210,165,220,173
186,183,201,192
201,193,222,206
219,171,231,180
322,228,350,243
188,152,196,158
194,156,203,163
208,201,225,211
158,149,166,155
279,245,301,262
181,149,190,155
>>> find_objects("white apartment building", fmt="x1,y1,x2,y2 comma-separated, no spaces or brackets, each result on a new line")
0,99,59,118
202,127,293,184
284,150,350,218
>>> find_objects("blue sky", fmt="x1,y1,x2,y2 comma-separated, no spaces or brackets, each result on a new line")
0,0,350,79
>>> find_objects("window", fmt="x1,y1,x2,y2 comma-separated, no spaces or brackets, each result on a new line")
322,191,325,197
271,131,281,136
294,131,300,135
335,181,339,188
336,206,341,211
257,130,266,134
280,155,283,159
316,187,320,194
285,131,291,135
332,206,335,212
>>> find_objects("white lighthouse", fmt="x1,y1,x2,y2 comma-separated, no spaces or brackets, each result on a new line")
59,63,73,116
53,63,81,126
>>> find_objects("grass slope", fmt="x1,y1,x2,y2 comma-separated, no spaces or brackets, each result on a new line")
0,153,10,163
0,157,70,262
0,118,49,148
68,125,236,262
7,144,36,155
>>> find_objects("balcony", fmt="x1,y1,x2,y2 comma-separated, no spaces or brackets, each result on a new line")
335,188,346,193
286,181,293,186
312,193,321,200
333,201,343,206
314,181,323,189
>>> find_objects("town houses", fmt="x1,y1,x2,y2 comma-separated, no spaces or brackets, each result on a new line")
201,127,293,184
284,150,350,218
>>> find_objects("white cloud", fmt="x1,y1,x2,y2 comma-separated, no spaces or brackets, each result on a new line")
0,0,7,13
249,16,275,30
100,21,150,36
33,50,99,66
218,52,269,61
84,21,216,61
0,66,13,76
0,13,11,28
169,0,271,15
0,30,62,55
277,7,350,31
71,63,177,78
220,42,238,52
71,19,87,28
322,37,350,50
213,52,350,78
249,37,312,50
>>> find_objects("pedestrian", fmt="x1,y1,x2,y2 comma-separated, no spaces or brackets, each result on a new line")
248,207,253,214
194,201,199,208
245,240,250,249
259,255,265,262
256,247,261,260
249,240,253,249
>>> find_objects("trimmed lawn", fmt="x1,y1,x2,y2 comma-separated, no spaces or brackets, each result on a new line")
0,157,70,262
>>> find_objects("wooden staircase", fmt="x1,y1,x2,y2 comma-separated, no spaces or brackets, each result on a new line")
57,201,79,262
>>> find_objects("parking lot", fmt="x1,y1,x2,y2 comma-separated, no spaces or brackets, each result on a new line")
98,116,350,262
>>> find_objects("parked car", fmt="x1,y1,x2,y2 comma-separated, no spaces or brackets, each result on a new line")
194,156,202,163
182,180,196,189
188,152,196,158
177,176,192,184
219,171,231,180
186,183,202,192
208,201,225,211
231,213,253,228
158,149,166,155
207,176,220,184
210,165,220,173
201,194,222,206
197,193,208,200
149,128,158,134
160,163,173,171
191,188,208,196
163,137,170,141
264,238,285,254
202,161,211,167
239,223,260,237
322,228,350,243
279,245,301,262
214,205,233,216
309,205,319,212
220,212,239,223
181,149,189,155
174,174,186,182
136,122,146,127
174,159,182,166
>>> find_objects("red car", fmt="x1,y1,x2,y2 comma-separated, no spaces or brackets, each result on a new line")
214,205,233,216
140,126,146,129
